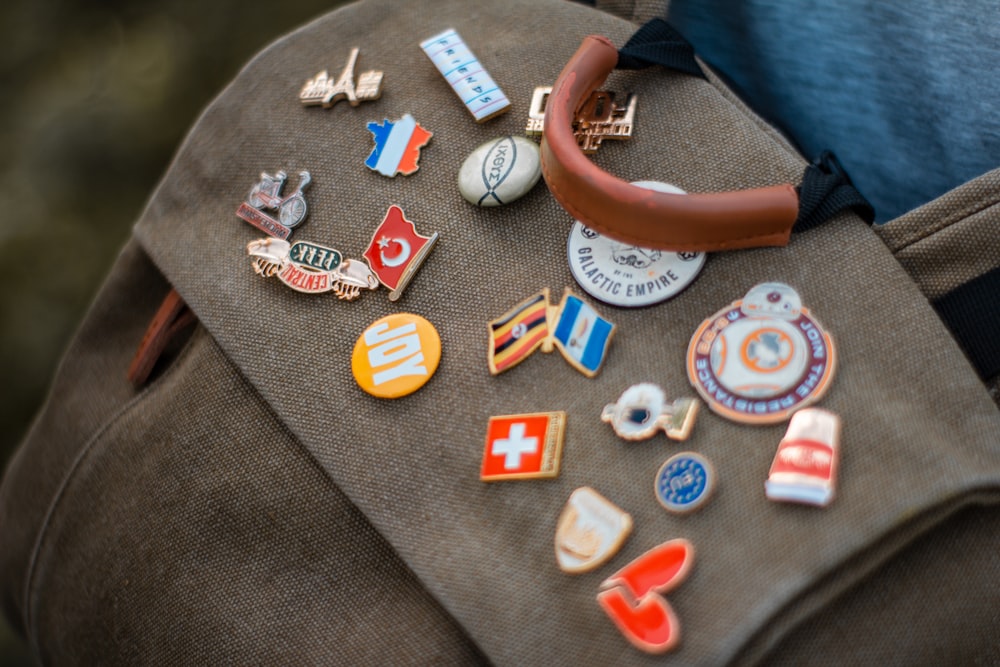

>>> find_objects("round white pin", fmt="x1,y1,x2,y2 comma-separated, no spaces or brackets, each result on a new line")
567,181,706,307
458,136,542,206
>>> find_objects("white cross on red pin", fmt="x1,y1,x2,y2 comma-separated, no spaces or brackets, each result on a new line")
491,422,539,470
480,412,566,481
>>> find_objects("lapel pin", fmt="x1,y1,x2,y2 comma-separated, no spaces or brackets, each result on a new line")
555,487,632,574
526,86,636,153
300,47,384,109
655,452,716,514
458,136,542,207
480,411,566,481
766,408,841,506
420,28,511,123
597,539,695,654
567,182,705,307
365,114,432,177
352,313,442,399
601,383,700,442
486,288,616,377
236,170,311,239
246,237,377,300
551,288,617,377
487,288,555,375
363,205,439,301
687,282,837,425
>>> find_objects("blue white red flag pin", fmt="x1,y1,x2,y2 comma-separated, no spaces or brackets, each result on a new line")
246,238,377,300
766,408,841,507
555,487,632,574
300,47,384,109
236,170,311,239
654,452,716,514
486,288,616,377
601,383,700,442
365,114,432,177
420,28,511,123
363,205,439,301
686,282,837,425
480,411,566,481
597,539,695,654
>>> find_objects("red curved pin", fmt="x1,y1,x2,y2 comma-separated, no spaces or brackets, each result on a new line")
597,538,695,654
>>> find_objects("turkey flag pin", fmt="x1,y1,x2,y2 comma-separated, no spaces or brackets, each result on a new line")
363,205,439,301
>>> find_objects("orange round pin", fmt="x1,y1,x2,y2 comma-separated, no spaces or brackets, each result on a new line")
352,313,441,398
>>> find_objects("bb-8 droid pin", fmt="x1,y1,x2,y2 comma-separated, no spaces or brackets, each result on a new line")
686,282,836,425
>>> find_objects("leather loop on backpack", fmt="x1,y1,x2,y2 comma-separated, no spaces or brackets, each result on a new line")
539,35,801,252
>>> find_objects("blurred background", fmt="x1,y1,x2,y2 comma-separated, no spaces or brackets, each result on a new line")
0,0,348,662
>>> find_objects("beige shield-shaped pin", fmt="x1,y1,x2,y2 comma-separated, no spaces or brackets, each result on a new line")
555,487,633,574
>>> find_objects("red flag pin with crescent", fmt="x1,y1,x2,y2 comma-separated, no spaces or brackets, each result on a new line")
363,205,439,301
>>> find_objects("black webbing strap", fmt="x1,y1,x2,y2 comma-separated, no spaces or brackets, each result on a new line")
932,266,1000,382
615,19,875,230
793,151,875,230
617,18,706,78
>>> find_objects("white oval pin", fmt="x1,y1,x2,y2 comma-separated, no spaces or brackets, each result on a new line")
458,136,541,206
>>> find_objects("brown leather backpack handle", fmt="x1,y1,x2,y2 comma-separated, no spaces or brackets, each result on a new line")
539,35,801,252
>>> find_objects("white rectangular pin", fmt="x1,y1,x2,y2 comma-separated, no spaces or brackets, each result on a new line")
420,28,511,123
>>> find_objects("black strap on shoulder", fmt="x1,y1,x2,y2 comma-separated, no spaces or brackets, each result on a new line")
933,266,1000,382
616,18,706,78
794,151,875,230
616,19,875,229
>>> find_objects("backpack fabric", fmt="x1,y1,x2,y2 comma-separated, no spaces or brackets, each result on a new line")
2,0,998,663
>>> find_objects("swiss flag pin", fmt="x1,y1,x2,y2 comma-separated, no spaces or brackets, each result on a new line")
480,412,566,482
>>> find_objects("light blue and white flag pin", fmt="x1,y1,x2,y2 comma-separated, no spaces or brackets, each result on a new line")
552,288,616,377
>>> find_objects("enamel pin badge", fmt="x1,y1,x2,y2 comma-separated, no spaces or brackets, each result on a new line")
246,238,377,300
601,383,700,442
363,205,439,301
486,288,554,375
480,412,566,481
365,114,432,177
597,539,695,654
555,487,632,574
458,136,542,207
526,86,636,153
300,47,384,109
236,170,311,239
766,408,841,507
352,313,441,399
420,28,511,123
686,282,837,424
567,182,705,307
655,452,716,514
487,288,616,377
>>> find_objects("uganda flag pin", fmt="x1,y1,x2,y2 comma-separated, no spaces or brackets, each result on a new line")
486,288,555,375
487,288,616,377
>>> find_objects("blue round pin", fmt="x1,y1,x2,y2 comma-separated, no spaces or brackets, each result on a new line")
654,452,715,514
